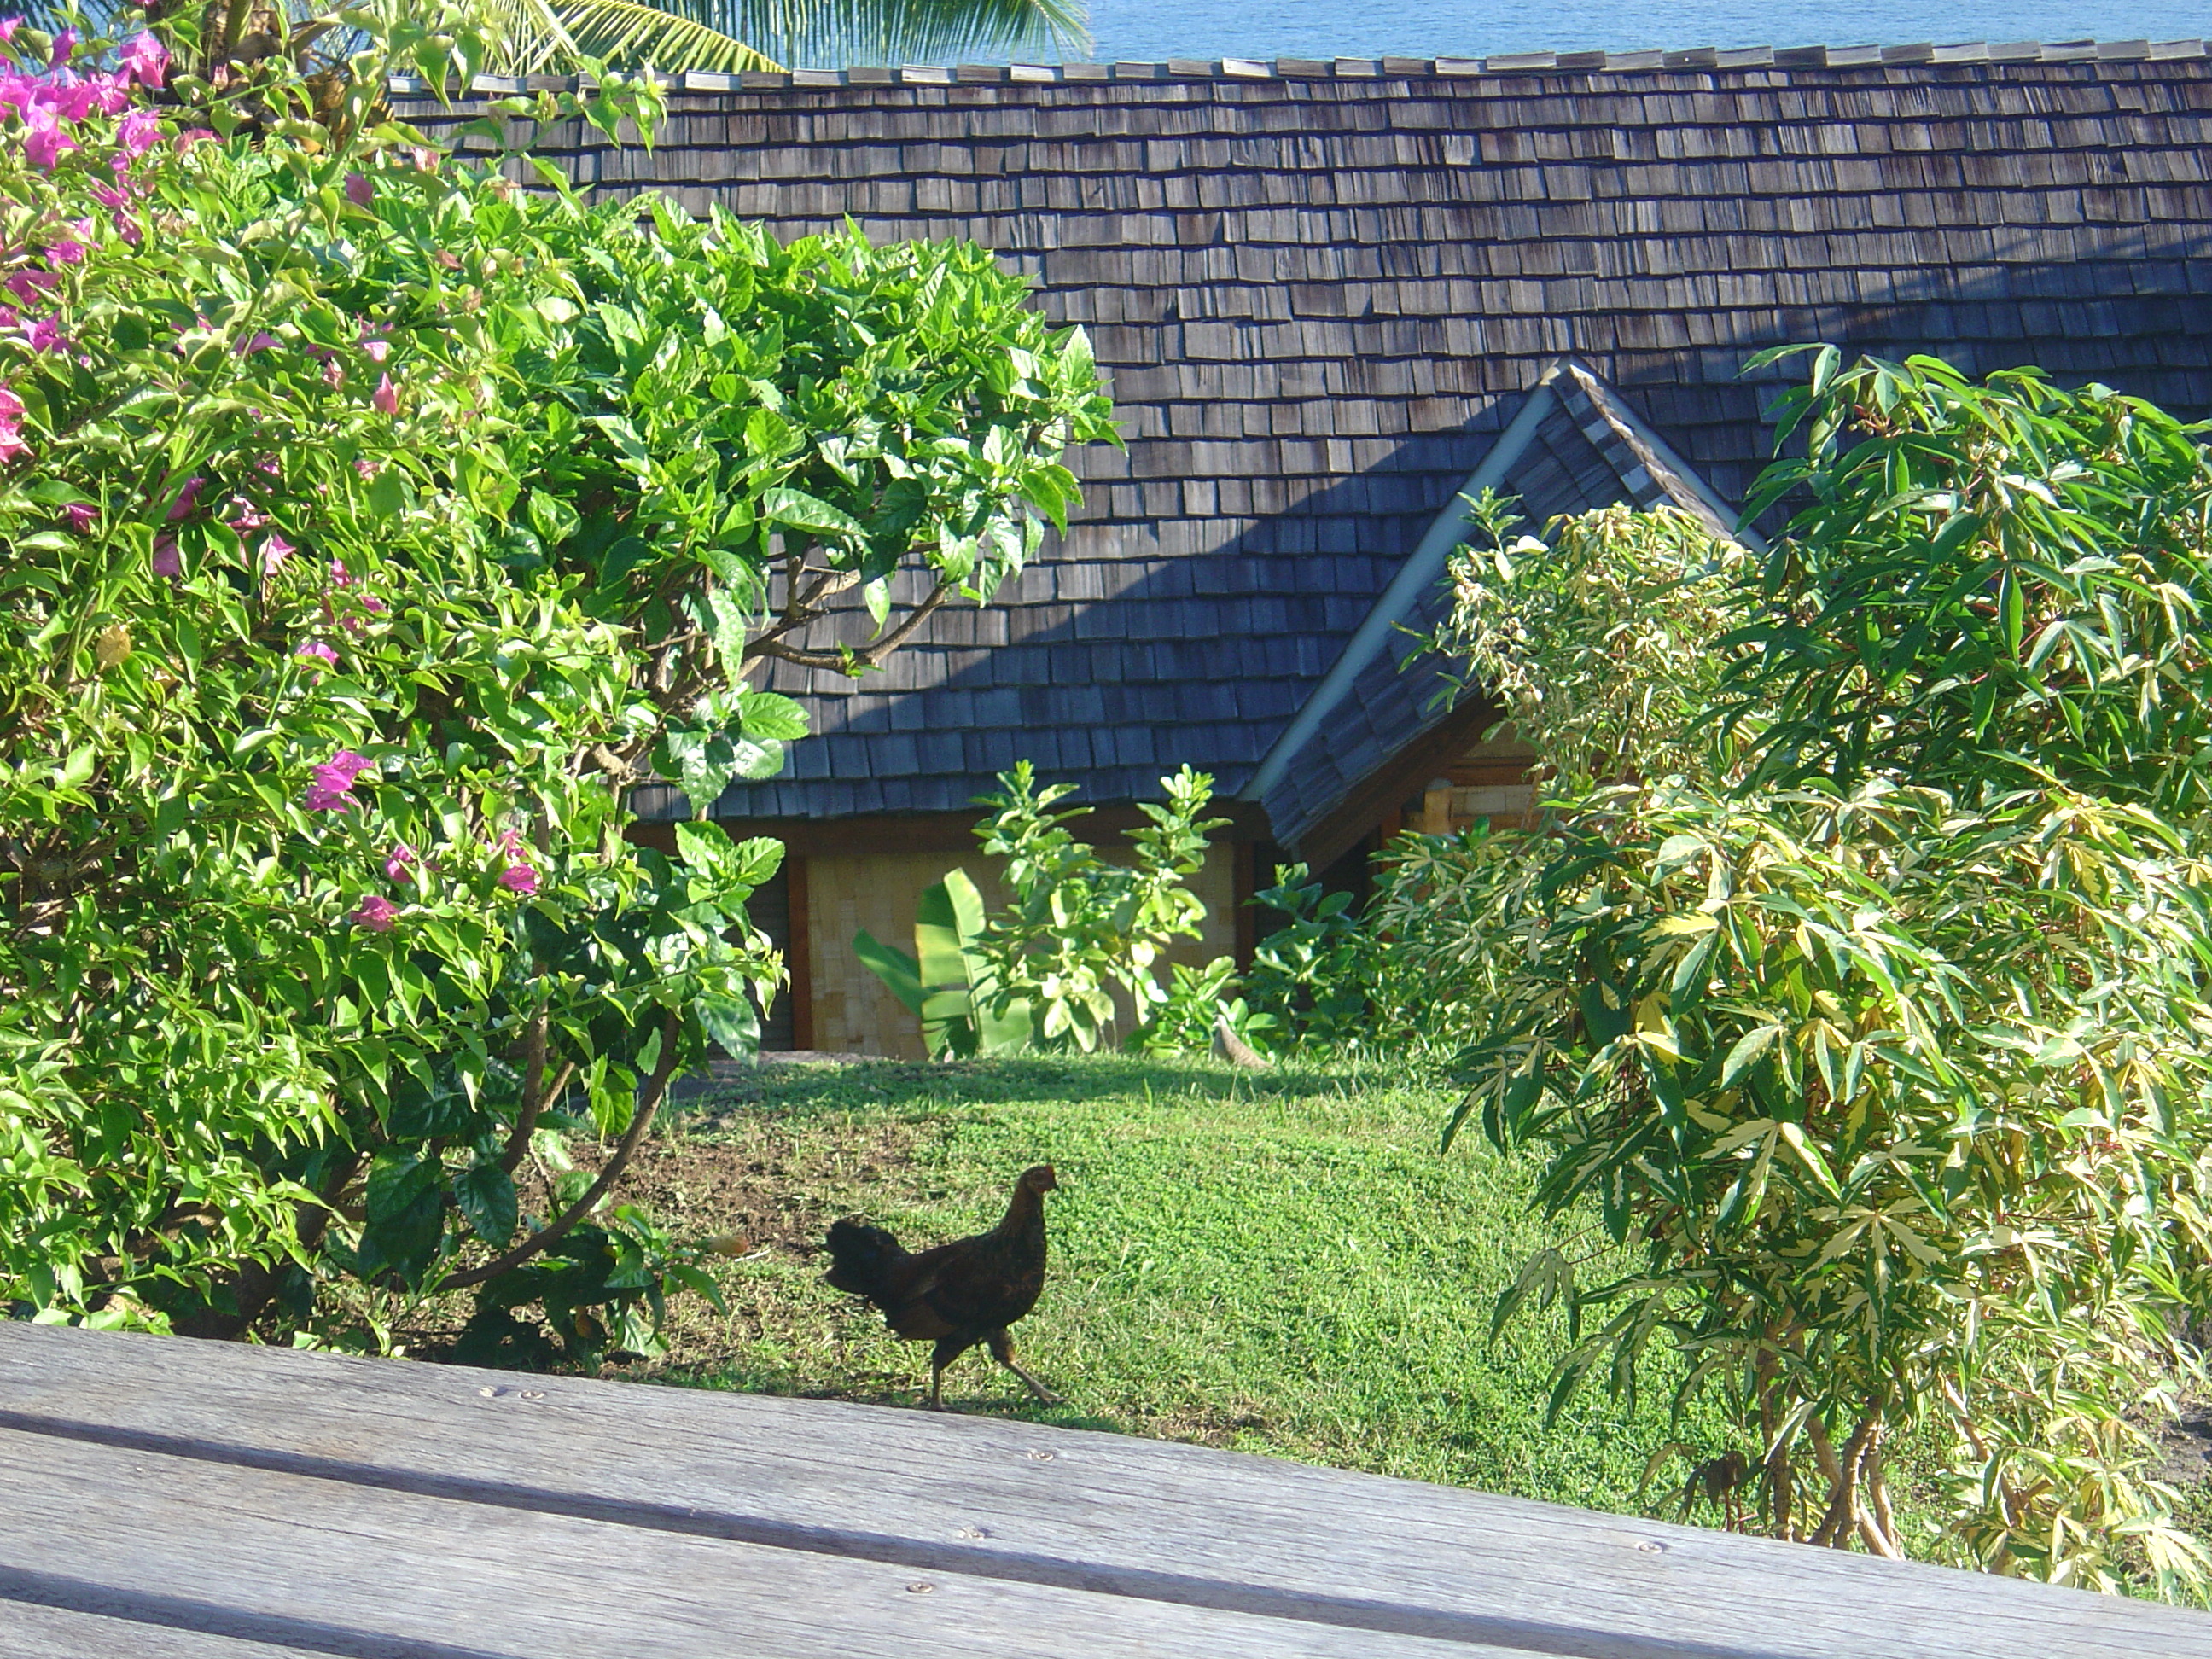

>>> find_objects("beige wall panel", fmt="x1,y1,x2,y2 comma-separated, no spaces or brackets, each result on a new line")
802,842,1241,1058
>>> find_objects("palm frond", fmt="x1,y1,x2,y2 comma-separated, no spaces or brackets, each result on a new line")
480,0,782,75
630,0,1085,70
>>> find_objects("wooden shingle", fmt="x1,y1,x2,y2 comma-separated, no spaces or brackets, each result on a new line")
420,53,2212,826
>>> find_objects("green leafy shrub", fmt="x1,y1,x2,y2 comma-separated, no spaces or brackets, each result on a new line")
854,868,1035,1058
855,763,1225,1054
0,15,1111,1348
1129,955,1276,1058
1430,352,2212,1592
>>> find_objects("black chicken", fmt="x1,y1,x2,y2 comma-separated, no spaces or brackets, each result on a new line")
823,1164,1060,1410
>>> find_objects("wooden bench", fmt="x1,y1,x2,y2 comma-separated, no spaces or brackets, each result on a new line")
1,1322,2204,1656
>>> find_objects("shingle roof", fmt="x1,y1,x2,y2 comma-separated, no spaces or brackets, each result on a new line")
1254,359,1759,851
427,45,2212,837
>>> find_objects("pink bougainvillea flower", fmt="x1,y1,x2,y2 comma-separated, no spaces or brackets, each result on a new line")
151,535,181,577
44,236,84,265
48,26,73,64
384,842,419,882
294,638,339,669
0,387,22,422
0,426,24,463
119,32,167,90
165,475,204,520
304,749,374,812
3,271,52,305
351,894,398,932
359,594,387,614
0,18,19,44
344,172,373,208
226,498,269,532
20,114,72,170
63,502,95,533
329,558,355,589
83,73,128,116
239,331,279,355
322,358,344,388
117,108,161,158
410,147,439,172
48,75,97,124
173,128,213,151
492,828,538,894
371,374,399,416
23,314,66,354
260,531,295,573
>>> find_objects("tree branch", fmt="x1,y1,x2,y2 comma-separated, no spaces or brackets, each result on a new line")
440,1011,684,1291
498,1057,574,1176
746,576,957,672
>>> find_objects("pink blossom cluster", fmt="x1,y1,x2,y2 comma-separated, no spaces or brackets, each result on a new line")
323,558,389,632
0,26,174,365
0,22,159,170
493,829,538,896
350,841,429,933
304,748,374,812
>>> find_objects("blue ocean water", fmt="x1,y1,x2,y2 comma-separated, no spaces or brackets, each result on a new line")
1074,1,2210,65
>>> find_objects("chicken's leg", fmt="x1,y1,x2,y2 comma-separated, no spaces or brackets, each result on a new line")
988,1330,1060,1405
927,1335,969,1411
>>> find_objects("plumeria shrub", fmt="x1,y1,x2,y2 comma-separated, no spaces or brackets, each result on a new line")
0,12,1111,1353
1430,353,2212,1592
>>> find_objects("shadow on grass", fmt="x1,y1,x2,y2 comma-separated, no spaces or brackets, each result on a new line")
670,1051,1423,1127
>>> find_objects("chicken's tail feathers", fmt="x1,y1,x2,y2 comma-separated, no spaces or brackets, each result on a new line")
823,1218,905,1301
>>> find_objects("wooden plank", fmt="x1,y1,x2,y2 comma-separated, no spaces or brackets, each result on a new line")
0,1427,1487,1659
3,1325,2207,1658
1,1603,307,1658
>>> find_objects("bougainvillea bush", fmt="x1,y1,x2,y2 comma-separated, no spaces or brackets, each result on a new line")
0,10,1112,1357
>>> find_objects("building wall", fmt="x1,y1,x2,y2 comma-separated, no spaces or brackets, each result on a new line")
799,842,1240,1058
1412,733,1540,835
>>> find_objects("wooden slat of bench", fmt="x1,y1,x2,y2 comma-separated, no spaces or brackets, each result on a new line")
0,1427,1499,1659
3,1324,2206,1659
2,1603,308,1658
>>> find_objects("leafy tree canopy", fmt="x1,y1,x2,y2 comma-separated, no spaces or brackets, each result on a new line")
1429,354,2212,1594
0,9,1112,1357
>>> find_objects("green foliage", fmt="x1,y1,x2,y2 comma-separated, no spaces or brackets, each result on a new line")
855,765,1226,1055
489,0,1086,76
0,18,1111,1348
855,869,1035,1058
18,0,1087,80
1433,498,1754,793
1729,346,2212,812
1241,864,1394,1050
971,763,1226,1051
1128,955,1276,1058
1427,352,2212,1593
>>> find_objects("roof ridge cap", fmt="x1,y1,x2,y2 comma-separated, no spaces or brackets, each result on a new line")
385,36,2203,96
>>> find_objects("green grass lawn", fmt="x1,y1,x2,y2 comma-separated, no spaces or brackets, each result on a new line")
637,1050,1744,1519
